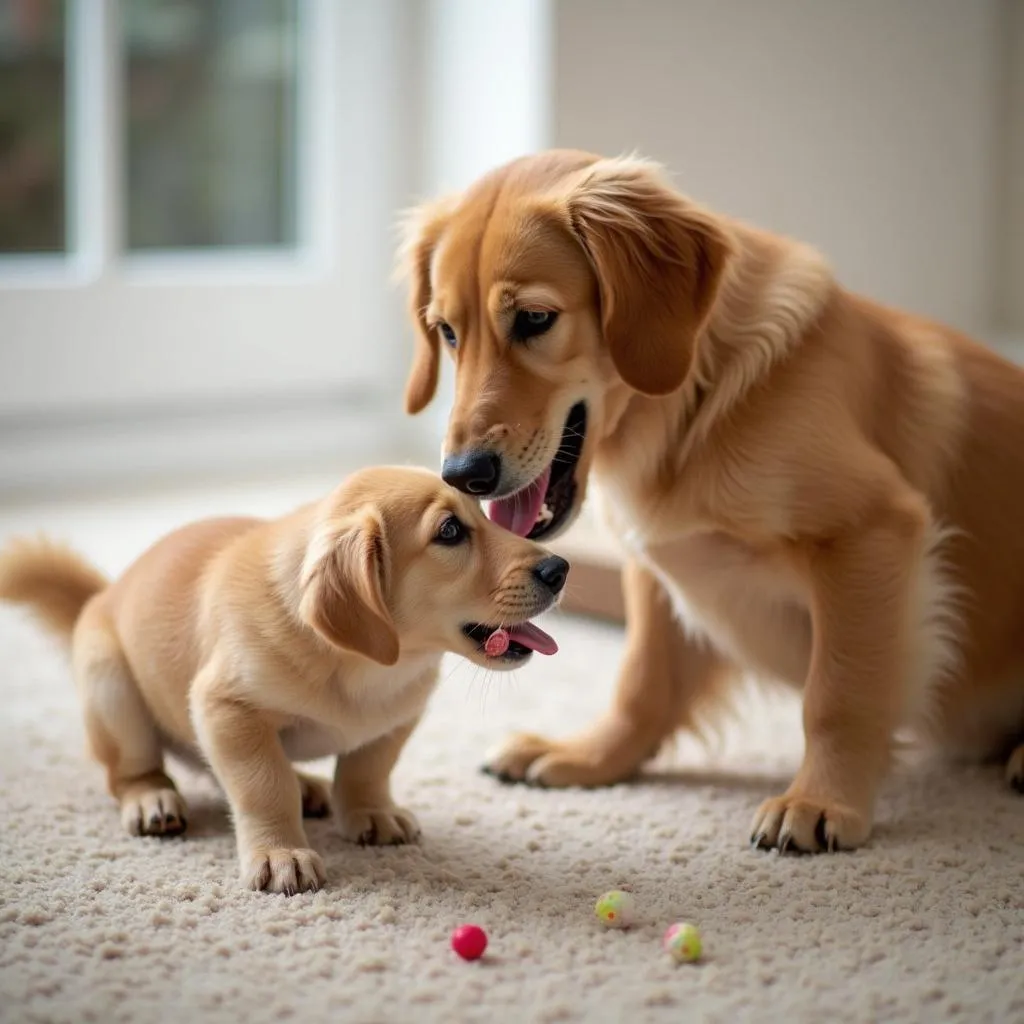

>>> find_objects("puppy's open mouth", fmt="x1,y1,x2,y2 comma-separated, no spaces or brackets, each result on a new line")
489,402,587,540
461,620,559,662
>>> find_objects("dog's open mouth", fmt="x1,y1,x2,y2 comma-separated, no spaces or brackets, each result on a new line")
488,402,587,540
461,620,559,662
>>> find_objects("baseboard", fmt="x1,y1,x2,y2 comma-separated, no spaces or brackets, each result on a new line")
0,387,426,501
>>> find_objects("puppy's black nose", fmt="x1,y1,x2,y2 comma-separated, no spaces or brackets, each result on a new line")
442,449,502,496
533,555,569,595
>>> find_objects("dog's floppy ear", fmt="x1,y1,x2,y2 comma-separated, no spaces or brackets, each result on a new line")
300,510,399,665
397,197,455,415
566,157,732,396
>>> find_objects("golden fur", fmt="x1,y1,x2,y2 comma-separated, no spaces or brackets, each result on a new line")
0,467,565,891
401,149,1024,852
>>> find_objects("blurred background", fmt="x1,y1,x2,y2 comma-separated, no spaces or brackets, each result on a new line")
0,0,1021,559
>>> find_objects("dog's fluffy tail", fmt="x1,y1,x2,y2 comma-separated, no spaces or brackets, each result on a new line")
0,536,108,641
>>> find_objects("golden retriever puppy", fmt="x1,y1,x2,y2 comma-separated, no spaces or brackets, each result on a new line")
0,467,567,892
400,149,1024,854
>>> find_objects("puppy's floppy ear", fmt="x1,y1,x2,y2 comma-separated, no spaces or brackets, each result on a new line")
566,157,732,396
396,197,455,415
300,510,399,666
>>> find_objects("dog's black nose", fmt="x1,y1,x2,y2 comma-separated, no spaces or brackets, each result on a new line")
442,449,502,496
533,555,569,595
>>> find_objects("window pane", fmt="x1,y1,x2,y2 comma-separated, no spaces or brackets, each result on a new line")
0,0,66,254
124,0,299,250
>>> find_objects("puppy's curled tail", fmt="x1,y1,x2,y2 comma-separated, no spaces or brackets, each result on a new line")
0,536,108,641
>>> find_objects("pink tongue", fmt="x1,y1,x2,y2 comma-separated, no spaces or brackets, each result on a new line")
485,622,558,657
488,465,552,538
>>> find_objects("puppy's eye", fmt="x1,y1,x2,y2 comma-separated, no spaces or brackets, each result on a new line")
437,322,457,348
434,515,467,546
512,309,558,341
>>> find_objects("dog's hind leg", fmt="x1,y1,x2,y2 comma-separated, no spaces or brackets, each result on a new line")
72,607,187,836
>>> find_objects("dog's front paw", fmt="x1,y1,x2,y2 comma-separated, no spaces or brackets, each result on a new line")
242,847,325,895
482,732,630,788
1006,744,1024,794
750,793,871,854
336,805,420,846
482,733,556,783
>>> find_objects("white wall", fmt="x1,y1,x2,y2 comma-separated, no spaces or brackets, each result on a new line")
410,0,553,456
554,0,1002,334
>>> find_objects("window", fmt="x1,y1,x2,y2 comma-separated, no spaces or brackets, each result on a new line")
0,0,411,423
0,0,67,254
124,0,299,251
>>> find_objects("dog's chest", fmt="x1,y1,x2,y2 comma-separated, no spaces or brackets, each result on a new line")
596,485,812,684
278,654,439,762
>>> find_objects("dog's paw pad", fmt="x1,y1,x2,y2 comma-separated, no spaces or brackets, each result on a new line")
243,848,325,895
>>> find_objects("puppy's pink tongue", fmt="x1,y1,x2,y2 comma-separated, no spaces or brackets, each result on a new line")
488,465,551,537
508,622,558,655
511,623,559,656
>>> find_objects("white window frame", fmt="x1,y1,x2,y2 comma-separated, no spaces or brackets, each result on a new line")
0,0,421,492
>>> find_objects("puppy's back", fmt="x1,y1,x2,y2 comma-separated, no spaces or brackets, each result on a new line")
103,517,264,731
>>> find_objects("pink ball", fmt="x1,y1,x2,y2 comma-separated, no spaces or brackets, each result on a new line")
451,924,488,961
484,629,510,657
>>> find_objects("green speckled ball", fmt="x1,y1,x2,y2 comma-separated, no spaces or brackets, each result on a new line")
594,890,635,929
663,922,702,963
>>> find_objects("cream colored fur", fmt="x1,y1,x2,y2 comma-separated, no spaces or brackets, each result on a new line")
0,466,564,892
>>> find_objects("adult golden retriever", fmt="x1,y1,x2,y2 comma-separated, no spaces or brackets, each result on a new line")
0,467,567,891
401,149,1024,853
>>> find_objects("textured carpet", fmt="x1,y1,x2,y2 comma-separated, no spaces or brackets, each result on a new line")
1,481,1023,1024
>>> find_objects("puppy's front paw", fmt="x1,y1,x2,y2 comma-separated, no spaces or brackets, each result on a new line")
750,793,871,854
243,847,325,895
1006,744,1024,794
336,805,420,846
121,788,188,837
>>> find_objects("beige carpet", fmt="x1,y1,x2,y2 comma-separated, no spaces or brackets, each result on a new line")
1,479,1022,1024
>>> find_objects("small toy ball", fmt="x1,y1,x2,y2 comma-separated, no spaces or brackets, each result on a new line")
594,890,635,929
450,924,488,961
484,628,510,658
663,922,702,963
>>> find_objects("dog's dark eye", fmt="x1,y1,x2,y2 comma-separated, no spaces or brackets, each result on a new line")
435,515,467,546
512,309,557,341
438,322,457,348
